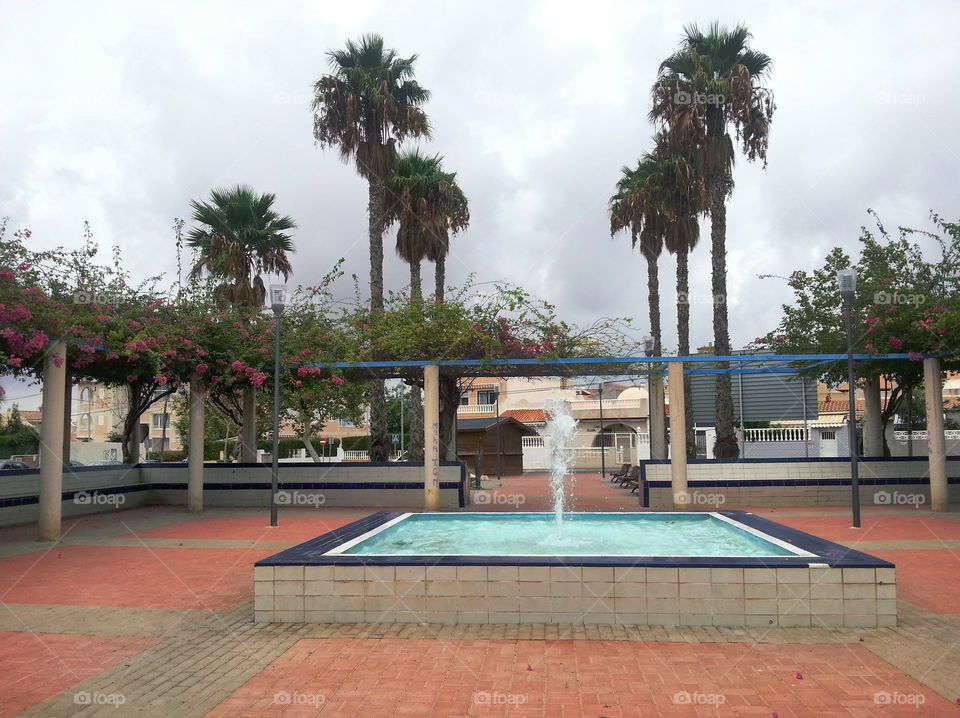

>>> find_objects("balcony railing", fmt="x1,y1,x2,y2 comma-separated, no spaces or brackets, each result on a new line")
457,403,497,415
568,398,644,412
743,428,809,442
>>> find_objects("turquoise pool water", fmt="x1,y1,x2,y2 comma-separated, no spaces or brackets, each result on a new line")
332,513,803,557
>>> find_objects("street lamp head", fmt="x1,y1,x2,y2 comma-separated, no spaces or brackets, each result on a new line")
836,268,857,299
643,336,654,356
268,284,287,312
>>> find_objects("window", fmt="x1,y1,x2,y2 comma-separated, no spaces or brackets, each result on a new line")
477,390,498,405
98,415,105,426
97,387,105,399
152,414,170,429
459,396,469,405
339,418,355,428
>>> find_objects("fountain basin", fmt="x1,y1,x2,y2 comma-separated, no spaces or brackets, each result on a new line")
254,510,896,628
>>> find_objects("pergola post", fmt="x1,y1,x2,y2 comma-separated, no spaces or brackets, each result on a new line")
668,362,688,510
423,364,440,511
188,375,205,513
863,375,884,457
649,371,666,460
38,340,67,541
924,357,948,512
240,388,257,462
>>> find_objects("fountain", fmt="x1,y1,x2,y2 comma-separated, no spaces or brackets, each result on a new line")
545,398,577,536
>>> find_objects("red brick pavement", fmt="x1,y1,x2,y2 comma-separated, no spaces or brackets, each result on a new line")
204,637,959,717
0,632,158,718
0,545,274,609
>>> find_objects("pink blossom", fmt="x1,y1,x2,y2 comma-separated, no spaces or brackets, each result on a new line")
0,269,14,280
230,360,245,372
154,375,169,386
17,262,30,271
888,336,904,350
293,380,303,387
195,363,209,374
331,377,345,386
250,372,268,387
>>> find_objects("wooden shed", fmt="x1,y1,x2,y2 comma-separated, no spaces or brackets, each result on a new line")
456,417,536,476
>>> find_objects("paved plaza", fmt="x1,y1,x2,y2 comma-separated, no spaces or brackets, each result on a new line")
1,475,958,716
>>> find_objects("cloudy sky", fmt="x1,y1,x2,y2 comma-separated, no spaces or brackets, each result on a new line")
2,0,958,408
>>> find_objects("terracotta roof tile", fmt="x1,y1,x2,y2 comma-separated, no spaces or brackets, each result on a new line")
501,409,549,423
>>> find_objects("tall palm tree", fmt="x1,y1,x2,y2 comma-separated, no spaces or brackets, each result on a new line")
186,185,296,462
610,141,706,458
313,34,431,461
385,149,470,460
651,22,775,459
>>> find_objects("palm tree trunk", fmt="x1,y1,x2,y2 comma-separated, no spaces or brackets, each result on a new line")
410,260,422,300
434,255,445,302
367,178,389,461
675,248,697,459
710,184,738,458
647,256,667,460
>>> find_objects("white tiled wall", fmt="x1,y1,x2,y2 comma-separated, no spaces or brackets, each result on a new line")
253,564,896,628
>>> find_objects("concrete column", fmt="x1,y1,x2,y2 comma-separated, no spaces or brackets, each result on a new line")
863,375,884,457
188,375,205,513
423,365,440,511
649,371,666,460
667,362,688,509
924,358,948,512
38,340,67,541
240,388,257,462
62,370,72,468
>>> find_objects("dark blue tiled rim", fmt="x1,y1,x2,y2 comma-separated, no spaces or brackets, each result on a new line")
255,509,894,570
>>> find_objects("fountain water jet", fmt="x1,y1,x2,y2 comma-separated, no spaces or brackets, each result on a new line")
545,398,577,536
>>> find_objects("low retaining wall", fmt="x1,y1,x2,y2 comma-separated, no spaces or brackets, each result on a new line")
641,457,960,509
0,462,466,527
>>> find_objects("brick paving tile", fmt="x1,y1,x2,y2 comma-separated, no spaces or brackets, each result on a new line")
0,632,158,718
0,545,275,609
202,637,960,717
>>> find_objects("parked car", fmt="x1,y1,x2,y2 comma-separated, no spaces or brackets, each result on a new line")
86,460,124,466
69,460,85,467
0,460,31,470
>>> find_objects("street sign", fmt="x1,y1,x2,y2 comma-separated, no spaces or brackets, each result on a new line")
318,439,327,445
391,434,400,444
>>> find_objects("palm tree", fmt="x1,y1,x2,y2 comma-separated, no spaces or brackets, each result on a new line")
187,185,296,462
313,34,431,461
386,149,469,298
651,22,775,459
610,141,706,458
186,185,296,306
385,149,470,460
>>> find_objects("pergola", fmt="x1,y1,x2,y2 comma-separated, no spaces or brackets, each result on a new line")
33,349,950,540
